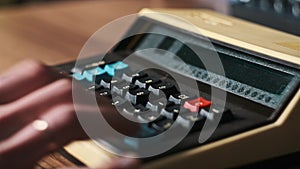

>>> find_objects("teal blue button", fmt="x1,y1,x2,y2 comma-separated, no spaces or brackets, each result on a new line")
83,67,106,82
104,61,128,76
72,73,85,81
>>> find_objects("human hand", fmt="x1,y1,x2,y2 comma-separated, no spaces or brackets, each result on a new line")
0,60,140,169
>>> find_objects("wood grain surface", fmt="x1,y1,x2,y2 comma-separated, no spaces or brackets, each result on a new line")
0,0,206,73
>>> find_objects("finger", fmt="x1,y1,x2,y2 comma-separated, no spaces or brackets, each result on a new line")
0,79,73,139
0,104,84,169
0,59,62,104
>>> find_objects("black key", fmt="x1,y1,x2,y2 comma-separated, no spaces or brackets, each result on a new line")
100,79,119,89
149,116,173,132
137,111,160,123
146,97,168,112
177,112,205,132
121,72,148,83
111,82,139,96
94,72,111,85
160,102,180,120
168,93,191,104
125,88,150,106
122,104,149,116
200,106,234,123
148,81,178,98
135,76,161,89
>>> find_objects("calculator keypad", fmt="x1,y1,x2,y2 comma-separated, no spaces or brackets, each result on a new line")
70,60,235,137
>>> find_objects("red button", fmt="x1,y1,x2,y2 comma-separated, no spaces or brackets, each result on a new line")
183,97,212,112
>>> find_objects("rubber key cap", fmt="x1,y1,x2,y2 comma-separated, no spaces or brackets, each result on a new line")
122,104,149,116
104,61,128,76
121,72,148,83
183,97,211,112
125,88,150,106
200,106,234,122
82,67,106,83
168,93,190,104
135,76,161,89
146,97,168,112
138,112,160,123
112,83,138,96
100,79,118,89
72,73,85,81
148,81,178,98
177,112,205,131
161,102,180,120
149,116,173,132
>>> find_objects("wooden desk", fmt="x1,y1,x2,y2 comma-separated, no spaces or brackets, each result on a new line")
0,0,207,73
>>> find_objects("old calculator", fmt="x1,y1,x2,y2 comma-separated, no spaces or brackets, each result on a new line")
54,9,300,169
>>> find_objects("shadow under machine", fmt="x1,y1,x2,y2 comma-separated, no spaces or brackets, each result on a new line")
54,8,300,169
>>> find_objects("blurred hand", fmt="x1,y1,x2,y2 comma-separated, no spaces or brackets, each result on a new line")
0,60,140,169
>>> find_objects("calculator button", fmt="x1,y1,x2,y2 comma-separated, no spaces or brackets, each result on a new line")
148,81,178,98
138,111,160,123
72,73,85,81
100,79,119,89
146,97,168,112
274,0,285,13
161,102,180,120
125,88,150,106
200,106,234,123
292,0,300,17
177,112,205,131
168,93,190,104
122,104,149,116
82,67,106,83
112,83,138,96
104,61,129,76
149,116,173,132
183,97,212,113
121,72,148,83
111,96,127,106
135,76,161,89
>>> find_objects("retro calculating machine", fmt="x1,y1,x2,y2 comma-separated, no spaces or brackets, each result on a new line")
55,9,300,169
